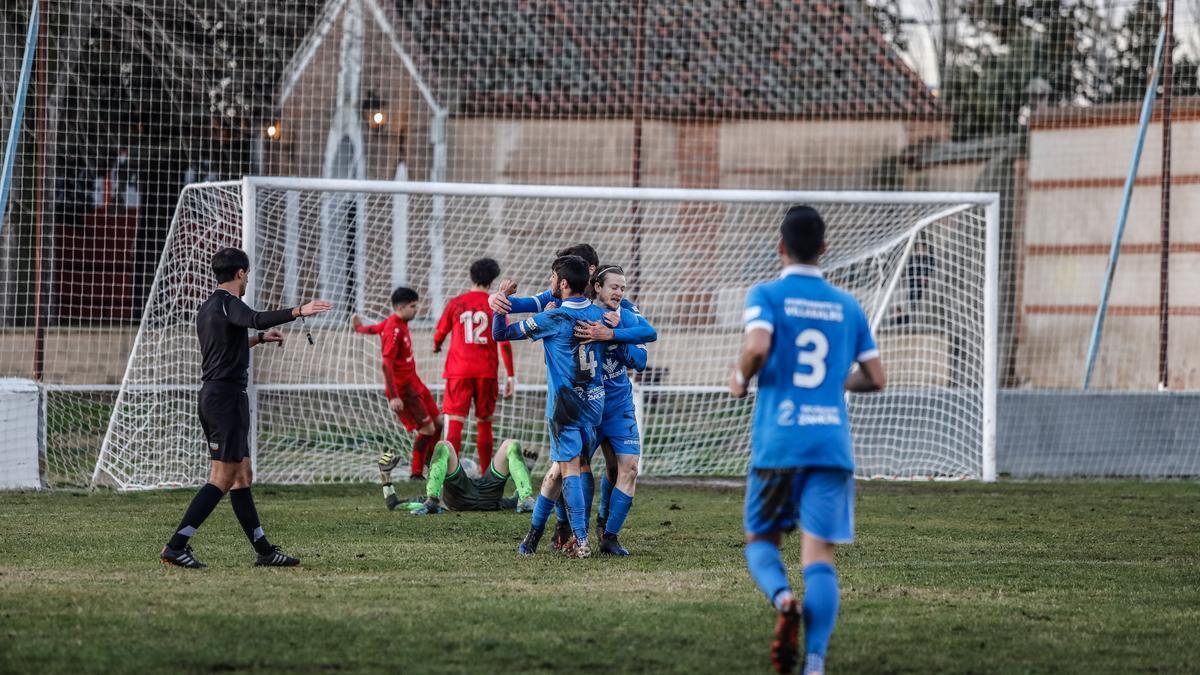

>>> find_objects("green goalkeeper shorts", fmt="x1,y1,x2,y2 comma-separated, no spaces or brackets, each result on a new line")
441,466,516,512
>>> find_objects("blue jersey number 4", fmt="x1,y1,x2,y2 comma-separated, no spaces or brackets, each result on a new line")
793,328,829,389
576,345,598,380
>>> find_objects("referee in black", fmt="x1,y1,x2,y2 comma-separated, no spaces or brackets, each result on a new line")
160,247,332,569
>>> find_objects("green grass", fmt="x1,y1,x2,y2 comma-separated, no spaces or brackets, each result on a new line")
1,481,1198,674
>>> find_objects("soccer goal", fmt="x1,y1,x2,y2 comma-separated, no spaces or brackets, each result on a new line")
92,178,998,490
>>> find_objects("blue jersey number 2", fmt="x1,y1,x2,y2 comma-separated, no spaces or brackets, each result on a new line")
793,328,829,389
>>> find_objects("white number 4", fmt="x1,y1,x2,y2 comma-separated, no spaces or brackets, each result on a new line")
793,328,829,389
459,310,488,344
577,346,598,378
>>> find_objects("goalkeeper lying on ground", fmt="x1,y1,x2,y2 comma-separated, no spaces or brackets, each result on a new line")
389,438,537,515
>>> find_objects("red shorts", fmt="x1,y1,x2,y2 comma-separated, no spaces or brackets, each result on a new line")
393,379,440,432
442,377,499,418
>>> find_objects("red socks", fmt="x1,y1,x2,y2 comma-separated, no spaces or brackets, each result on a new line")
411,433,437,477
437,417,493,474
446,418,464,454
477,419,494,472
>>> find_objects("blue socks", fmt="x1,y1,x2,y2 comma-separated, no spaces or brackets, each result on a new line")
746,543,841,664
802,562,840,658
604,487,633,536
598,474,613,522
562,475,589,542
531,494,555,531
581,471,595,524
549,473,595,530
744,540,790,605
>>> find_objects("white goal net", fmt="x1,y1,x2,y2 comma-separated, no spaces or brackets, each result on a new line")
93,178,997,490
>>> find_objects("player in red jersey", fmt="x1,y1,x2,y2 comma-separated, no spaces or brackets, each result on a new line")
433,258,516,472
352,286,443,509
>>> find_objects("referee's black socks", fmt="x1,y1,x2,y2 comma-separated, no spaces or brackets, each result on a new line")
230,487,274,555
167,483,225,550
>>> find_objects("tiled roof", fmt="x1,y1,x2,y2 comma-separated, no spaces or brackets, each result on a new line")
397,0,940,119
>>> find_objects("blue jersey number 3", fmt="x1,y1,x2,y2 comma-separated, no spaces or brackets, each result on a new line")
793,328,828,388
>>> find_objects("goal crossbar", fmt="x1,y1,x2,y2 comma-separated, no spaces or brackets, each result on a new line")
244,176,999,207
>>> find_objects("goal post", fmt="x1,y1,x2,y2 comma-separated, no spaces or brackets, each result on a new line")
93,178,999,490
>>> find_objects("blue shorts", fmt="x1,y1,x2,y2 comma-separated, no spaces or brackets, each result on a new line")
743,468,855,543
596,403,641,456
548,425,597,463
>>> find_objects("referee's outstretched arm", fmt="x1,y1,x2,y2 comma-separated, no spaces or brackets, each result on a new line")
224,295,333,330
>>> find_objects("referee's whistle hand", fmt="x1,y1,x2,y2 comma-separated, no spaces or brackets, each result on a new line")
299,299,333,317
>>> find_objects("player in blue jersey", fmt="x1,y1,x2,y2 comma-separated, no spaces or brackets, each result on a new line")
492,254,610,559
490,243,619,550
573,264,657,555
490,245,654,552
729,206,886,675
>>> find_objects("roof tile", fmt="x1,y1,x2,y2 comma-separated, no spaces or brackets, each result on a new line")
396,0,939,119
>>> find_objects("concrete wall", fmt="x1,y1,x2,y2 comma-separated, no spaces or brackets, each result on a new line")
998,390,1200,477
445,117,942,189
0,330,136,385
1020,104,1200,389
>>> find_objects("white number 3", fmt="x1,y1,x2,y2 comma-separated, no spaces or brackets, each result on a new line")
793,329,828,389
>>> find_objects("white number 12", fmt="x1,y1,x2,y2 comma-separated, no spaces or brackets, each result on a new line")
793,328,829,388
459,310,488,344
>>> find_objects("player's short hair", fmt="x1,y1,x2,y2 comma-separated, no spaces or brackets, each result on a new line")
556,243,599,268
591,264,624,288
391,286,419,306
552,255,591,295
780,205,826,262
469,258,501,287
212,247,250,283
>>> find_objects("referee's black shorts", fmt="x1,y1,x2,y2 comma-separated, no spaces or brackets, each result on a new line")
198,381,251,463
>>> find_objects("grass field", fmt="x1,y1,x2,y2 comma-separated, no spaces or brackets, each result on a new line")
1,480,1198,674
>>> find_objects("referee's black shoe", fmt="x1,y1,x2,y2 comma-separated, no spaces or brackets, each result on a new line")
160,544,207,569
255,545,301,567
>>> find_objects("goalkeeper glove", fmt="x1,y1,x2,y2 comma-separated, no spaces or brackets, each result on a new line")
409,496,443,516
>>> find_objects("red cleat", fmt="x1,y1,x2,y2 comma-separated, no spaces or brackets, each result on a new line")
770,597,801,674
550,521,573,553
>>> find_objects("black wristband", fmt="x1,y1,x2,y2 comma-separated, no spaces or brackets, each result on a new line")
257,331,266,343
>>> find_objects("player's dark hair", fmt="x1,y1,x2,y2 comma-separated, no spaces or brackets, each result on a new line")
552,255,590,295
469,258,501,287
556,243,599,268
391,286,419,306
212,247,250,283
591,264,625,288
780,205,826,263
